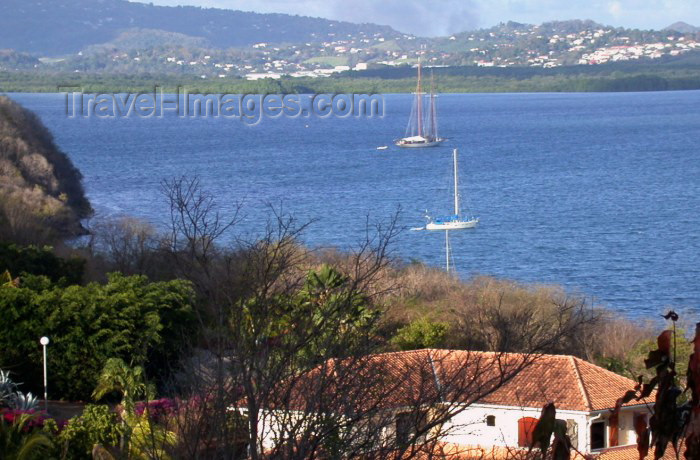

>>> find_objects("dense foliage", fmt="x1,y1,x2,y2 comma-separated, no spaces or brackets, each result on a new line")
54,405,123,460
3,63,700,94
0,243,84,286
0,273,195,400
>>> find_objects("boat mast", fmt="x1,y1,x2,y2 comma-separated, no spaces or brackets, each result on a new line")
416,59,423,138
453,148,460,216
429,71,438,140
445,230,450,272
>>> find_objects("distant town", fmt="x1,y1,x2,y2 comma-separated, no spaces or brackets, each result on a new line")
2,18,699,80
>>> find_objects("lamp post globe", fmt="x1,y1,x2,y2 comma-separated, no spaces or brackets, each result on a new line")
40,336,49,412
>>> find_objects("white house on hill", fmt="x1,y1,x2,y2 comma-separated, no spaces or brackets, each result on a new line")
253,349,652,459
433,351,649,453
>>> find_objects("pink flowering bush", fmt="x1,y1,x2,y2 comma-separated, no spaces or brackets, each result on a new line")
134,398,176,424
1,408,48,430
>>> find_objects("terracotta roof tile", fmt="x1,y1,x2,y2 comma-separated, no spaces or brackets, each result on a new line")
475,353,645,411
384,442,589,460
596,444,678,460
364,349,643,411
281,349,647,413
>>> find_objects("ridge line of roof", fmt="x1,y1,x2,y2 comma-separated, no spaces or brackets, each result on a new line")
427,350,445,403
367,348,575,359
570,356,593,411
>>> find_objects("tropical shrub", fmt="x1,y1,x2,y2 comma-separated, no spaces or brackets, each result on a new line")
0,273,195,400
55,405,123,460
0,369,18,406
0,369,39,412
391,317,449,350
91,360,176,460
0,243,84,286
0,411,53,460
134,398,176,424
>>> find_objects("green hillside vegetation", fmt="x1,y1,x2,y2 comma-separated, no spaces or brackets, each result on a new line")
303,56,350,67
0,49,40,71
0,96,92,243
2,62,700,94
85,28,212,53
371,39,403,52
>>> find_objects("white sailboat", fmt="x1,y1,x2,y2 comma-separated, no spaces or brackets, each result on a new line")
395,62,444,148
425,148,479,230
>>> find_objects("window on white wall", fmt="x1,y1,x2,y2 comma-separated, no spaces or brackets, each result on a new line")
486,415,496,426
591,421,606,450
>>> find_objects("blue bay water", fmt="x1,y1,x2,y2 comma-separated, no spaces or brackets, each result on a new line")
7,91,700,317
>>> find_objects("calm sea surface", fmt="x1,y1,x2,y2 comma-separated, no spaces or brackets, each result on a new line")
8,91,700,317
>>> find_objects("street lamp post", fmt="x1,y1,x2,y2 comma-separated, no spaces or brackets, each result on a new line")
39,336,49,413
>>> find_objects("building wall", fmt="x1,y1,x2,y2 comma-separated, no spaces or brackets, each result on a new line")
587,406,645,451
440,404,589,452
255,404,649,453
441,404,649,454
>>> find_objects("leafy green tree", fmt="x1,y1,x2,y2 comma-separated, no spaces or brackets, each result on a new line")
91,359,175,460
0,273,195,400
93,359,154,414
54,405,123,460
0,243,84,286
391,317,449,351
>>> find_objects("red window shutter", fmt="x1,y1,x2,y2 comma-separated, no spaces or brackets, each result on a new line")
518,417,538,447
609,412,619,447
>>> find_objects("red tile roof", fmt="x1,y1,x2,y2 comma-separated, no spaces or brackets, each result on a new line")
271,349,649,414
312,349,647,412
383,442,589,460
596,444,678,460
473,351,646,411
390,442,678,460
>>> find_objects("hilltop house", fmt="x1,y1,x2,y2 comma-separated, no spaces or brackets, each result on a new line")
252,349,652,458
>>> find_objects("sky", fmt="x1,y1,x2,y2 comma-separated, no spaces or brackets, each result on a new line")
140,0,700,36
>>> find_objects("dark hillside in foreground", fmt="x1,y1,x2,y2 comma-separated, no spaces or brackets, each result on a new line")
0,96,92,242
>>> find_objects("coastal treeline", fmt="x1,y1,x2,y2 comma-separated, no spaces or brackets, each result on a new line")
3,62,700,94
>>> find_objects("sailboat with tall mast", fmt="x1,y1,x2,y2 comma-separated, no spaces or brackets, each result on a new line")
395,62,444,148
425,148,478,230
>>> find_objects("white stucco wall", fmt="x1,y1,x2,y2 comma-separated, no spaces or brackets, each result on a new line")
253,403,650,453
588,406,647,452
440,404,589,451
440,403,650,454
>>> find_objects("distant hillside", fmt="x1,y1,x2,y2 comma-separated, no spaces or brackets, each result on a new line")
665,22,699,33
0,96,92,243
85,28,212,53
0,0,401,56
0,49,40,71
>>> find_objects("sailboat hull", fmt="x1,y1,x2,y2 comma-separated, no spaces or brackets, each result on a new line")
426,218,479,230
395,139,444,148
